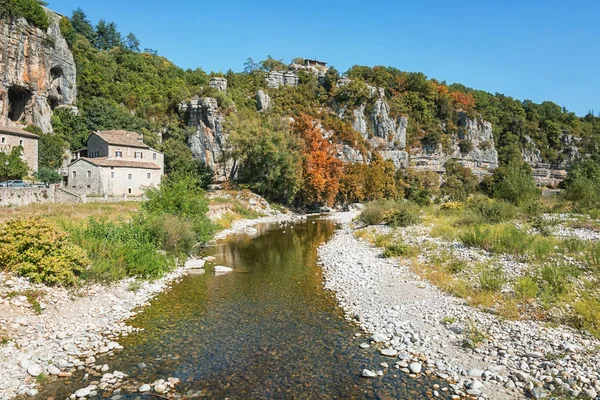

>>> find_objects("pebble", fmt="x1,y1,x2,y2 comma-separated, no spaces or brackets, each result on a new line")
26,365,42,377
409,363,422,374
139,384,151,392
362,369,378,378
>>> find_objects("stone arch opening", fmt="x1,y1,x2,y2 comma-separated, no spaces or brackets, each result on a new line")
49,67,64,110
7,86,32,122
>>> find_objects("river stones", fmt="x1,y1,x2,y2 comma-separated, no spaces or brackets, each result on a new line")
139,384,151,392
409,363,422,374
214,266,233,274
362,369,378,378
27,364,42,377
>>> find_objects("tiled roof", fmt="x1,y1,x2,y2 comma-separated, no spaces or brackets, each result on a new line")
0,125,39,139
93,130,149,149
74,157,161,170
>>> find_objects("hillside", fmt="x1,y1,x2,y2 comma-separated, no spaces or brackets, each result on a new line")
1,2,600,207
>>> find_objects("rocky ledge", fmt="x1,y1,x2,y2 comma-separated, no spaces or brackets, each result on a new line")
318,212,600,400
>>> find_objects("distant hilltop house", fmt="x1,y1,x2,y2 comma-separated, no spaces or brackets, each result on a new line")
304,59,327,68
68,130,164,196
0,125,39,172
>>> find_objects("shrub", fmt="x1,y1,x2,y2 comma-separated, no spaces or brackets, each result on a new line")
585,243,600,271
0,218,88,286
514,276,539,300
383,240,418,258
572,298,600,339
384,203,421,227
72,218,173,281
478,265,506,291
440,201,463,212
490,161,540,207
0,0,50,30
464,196,517,224
562,159,600,212
145,214,196,255
143,176,216,244
538,264,579,297
359,200,397,225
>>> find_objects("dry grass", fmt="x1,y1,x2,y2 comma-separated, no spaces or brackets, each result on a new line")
0,202,141,224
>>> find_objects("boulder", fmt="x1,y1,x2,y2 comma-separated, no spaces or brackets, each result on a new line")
256,90,271,112
209,77,227,92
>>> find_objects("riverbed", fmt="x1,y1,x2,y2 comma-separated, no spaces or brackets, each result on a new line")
35,217,450,399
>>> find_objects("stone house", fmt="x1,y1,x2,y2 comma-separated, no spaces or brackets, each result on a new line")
68,130,164,196
0,125,39,172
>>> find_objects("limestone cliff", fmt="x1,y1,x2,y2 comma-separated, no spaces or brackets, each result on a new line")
0,10,77,133
179,96,232,181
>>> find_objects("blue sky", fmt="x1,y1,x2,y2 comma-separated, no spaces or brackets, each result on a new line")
47,0,599,116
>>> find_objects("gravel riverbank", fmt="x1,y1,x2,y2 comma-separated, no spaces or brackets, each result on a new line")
0,211,297,400
319,212,600,400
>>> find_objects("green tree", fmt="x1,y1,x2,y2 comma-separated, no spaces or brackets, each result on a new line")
0,0,49,29
491,160,539,207
51,107,89,150
95,19,121,50
260,55,286,72
38,133,65,169
35,166,62,185
0,147,29,179
70,8,96,43
441,160,478,201
224,111,303,204
562,158,600,211
123,32,140,52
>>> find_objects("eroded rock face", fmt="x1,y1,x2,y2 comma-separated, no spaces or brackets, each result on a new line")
256,90,271,112
0,11,77,132
522,133,581,187
209,77,227,92
179,97,232,181
266,71,299,89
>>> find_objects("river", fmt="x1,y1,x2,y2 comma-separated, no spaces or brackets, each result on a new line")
37,217,449,399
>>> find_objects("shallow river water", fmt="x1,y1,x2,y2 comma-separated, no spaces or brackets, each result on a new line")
39,218,450,399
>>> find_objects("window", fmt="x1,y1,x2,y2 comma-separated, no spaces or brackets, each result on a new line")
135,152,143,159
72,171,76,178
152,153,157,160
116,151,122,158
87,170,91,178
1,137,5,144
19,139,23,146
111,172,115,178
128,174,132,180
128,188,132,194
147,172,151,179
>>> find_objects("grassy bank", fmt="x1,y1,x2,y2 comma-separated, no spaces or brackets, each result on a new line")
356,197,600,339
1,180,275,286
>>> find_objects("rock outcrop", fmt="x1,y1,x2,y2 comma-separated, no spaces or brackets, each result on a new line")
256,90,271,112
209,77,227,92
179,97,231,181
266,71,299,89
0,10,77,133
522,133,581,187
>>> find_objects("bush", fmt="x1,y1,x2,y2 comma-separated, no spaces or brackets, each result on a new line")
478,265,506,291
562,159,600,212
384,203,421,227
0,0,50,30
71,218,173,281
0,218,88,286
538,264,579,297
359,200,397,225
145,214,196,256
465,196,517,224
490,161,540,207
143,176,216,244
514,276,539,300
383,240,418,258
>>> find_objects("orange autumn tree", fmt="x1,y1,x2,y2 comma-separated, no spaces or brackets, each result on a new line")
292,114,343,207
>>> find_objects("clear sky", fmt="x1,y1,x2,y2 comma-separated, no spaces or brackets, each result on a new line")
47,0,599,116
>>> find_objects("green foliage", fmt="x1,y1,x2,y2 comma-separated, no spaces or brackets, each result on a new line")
562,158,600,212
59,16,76,47
260,55,286,72
514,276,539,300
462,196,517,225
94,19,121,50
37,132,65,169
0,146,29,179
0,0,49,29
35,166,62,185
359,200,420,227
51,107,89,150
224,111,303,204
72,218,173,281
334,80,370,106
490,160,540,207
0,218,88,286
382,240,418,258
142,176,215,244
70,8,96,43
538,263,579,297
441,160,478,201
478,265,506,291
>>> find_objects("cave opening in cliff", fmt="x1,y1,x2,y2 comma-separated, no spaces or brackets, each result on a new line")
7,86,32,122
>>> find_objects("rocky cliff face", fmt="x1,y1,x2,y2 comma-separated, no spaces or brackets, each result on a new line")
0,10,77,133
266,71,299,89
179,96,232,181
522,134,581,187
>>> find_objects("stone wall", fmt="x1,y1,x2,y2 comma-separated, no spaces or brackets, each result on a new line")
0,187,54,207
0,10,77,133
